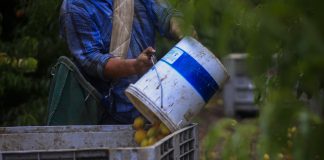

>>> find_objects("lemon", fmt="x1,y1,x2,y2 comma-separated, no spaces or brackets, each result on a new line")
133,117,144,130
134,129,146,144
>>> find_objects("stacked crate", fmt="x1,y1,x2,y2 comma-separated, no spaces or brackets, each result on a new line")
222,53,257,117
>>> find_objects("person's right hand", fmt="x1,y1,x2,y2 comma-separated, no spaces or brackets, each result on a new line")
135,47,155,74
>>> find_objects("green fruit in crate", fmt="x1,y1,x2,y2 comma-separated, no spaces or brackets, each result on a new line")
159,123,170,135
140,138,149,147
147,126,158,138
148,137,157,146
134,129,146,144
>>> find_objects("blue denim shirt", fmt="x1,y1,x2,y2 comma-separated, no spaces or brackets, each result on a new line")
60,0,180,123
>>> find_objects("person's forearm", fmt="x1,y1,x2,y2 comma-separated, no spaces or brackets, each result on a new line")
104,47,155,79
104,57,138,79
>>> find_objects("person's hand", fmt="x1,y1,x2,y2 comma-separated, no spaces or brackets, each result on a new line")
170,17,184,40
170,17,198,40
135,47,155,74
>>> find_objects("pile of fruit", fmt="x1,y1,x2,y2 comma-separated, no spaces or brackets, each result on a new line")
133,117,170,147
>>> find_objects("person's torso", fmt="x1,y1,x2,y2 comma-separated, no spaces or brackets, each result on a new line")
60,0,158,114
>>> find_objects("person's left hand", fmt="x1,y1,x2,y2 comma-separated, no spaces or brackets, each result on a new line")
170,17,198,40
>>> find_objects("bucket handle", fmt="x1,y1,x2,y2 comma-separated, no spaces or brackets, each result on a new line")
151,55,163,109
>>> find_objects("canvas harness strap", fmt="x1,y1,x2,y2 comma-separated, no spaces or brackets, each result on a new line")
101,0,135,117
109,0,134,58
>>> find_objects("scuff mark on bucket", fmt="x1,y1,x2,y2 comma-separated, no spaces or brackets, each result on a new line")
156,75,168,89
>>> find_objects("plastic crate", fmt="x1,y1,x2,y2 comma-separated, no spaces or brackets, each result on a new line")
222,53,258,116
0,124,198,160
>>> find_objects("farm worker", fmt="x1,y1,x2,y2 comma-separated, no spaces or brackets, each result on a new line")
59,0,194,124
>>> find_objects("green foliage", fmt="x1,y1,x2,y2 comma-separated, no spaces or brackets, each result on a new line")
0,0,323,159
0,53,38,72
0,0,68,126
169,0,324,159
259,90,324,160
202,118,258,160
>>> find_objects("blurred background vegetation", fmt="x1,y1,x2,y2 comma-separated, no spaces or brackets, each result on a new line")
0,0,323,160
0,0,68,126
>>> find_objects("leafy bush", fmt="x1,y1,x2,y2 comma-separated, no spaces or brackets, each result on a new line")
0,0,323,159
170,0,323,159
0,0,69,126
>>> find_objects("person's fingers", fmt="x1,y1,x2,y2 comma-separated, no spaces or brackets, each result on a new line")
140,47,156,65
142,55,153,66
137,55,152,67
142,47,156,57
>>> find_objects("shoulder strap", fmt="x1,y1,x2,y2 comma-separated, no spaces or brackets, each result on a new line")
109,0,134,58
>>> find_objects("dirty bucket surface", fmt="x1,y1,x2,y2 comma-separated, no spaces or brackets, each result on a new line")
126,37,229,132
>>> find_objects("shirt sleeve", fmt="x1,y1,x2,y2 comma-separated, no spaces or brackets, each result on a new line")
61,11,113,81
147,0,182,38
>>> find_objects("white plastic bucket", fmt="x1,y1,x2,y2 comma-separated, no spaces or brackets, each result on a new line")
125,37,229,132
